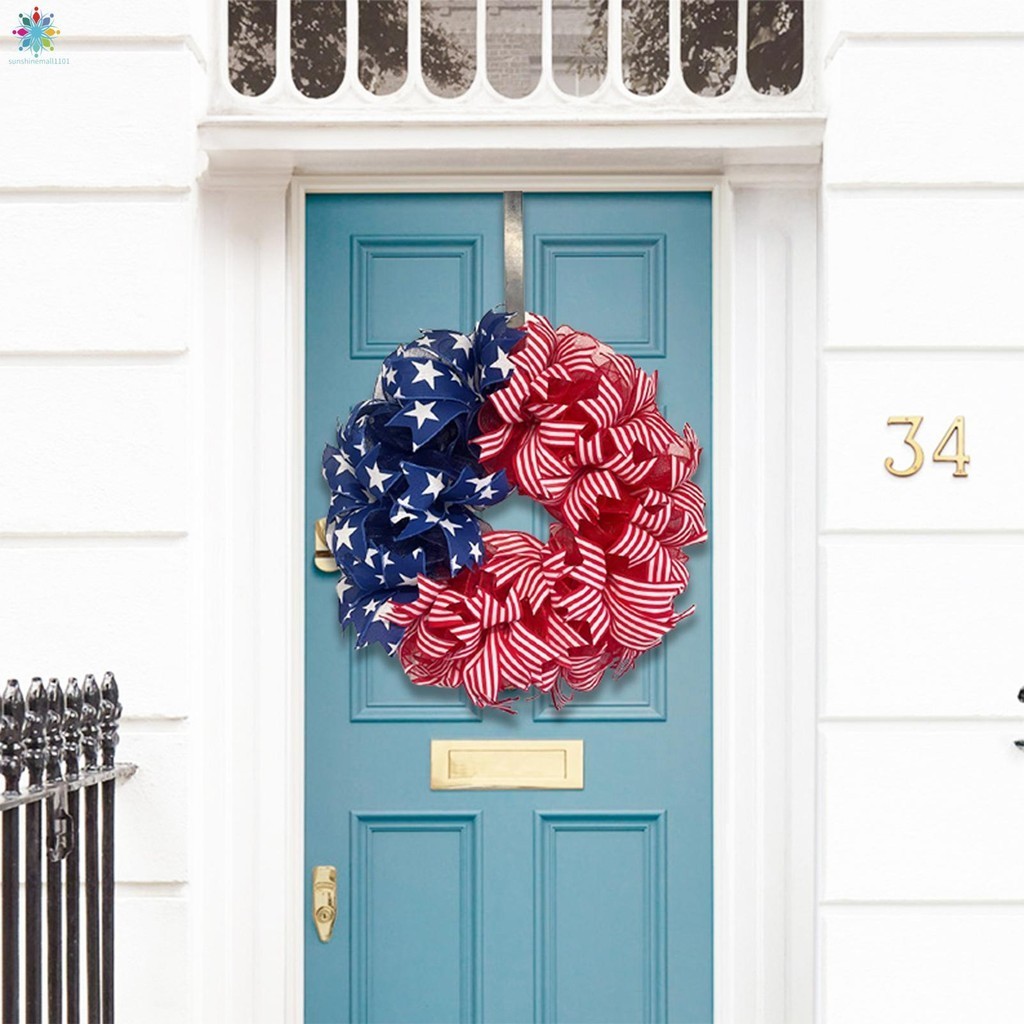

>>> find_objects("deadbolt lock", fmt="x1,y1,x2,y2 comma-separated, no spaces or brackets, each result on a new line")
312,865,337,943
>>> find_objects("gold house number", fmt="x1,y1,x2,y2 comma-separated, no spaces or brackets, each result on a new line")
885,416,970,478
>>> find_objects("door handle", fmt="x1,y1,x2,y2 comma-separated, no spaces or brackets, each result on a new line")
312,865,337,943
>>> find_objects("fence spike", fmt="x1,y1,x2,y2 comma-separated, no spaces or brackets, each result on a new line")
99,672,121,772
1,679,22,1024
24,679,47,1021
1,681,24,796
24,678,48,791
81,675,100,773
46,678,65,785
64,678,82,782
64,677,83,1024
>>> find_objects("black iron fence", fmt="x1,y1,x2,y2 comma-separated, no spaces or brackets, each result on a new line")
1,674,133,1024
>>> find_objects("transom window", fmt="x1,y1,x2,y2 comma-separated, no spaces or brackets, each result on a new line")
225,0,806,107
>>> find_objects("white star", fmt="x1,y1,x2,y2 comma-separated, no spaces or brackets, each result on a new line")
469,542,482,561
398,573,419,586
450,555,460,572
364,547,378,567
404,400,439,429
449,371,462,384
391,496,415,523
381,550,394,569
489,348,514,377
332,453,353,474
387,642,400,656
355,437,370,456
362,598,381,614
439,518,461,536
452,334,474,356
467,474,495,490
365,461,393,492
392,387,404,402
376,573,387,585
336,577,354,601
411,360,444,390
412,547,423,559
422,471,446,500
383,366,397,385
416,336,434,347
478,485,497,500
335,521,356,550
423,509,441,524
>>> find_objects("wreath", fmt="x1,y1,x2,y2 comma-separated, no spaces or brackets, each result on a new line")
318,310,706,711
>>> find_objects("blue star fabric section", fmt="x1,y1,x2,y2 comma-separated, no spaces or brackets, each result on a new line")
322,309,522,651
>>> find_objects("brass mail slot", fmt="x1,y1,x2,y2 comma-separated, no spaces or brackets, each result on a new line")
430,739,584,791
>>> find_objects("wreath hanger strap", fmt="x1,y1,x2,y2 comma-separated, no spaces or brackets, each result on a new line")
503,191,525,328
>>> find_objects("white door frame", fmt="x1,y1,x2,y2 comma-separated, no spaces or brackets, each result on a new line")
193,167,819,1024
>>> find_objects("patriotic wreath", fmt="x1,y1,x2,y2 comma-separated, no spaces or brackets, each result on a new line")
319,310,706,711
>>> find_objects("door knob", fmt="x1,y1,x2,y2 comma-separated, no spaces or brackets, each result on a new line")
312,865,337,943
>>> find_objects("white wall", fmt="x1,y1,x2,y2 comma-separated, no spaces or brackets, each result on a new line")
6,1,1024,1020
0,2,204,1019
818,4,1024,1021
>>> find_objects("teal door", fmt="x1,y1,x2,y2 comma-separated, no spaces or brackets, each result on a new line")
305,193,712,1024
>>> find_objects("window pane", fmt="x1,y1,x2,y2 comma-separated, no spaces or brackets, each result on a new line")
487,0,541,99
681,0,737,97
228,0,277,97
292,1,346,98
747,0,803,95
359,0,408,94
623,0,668,96
422,0,476,98
553,0,605,97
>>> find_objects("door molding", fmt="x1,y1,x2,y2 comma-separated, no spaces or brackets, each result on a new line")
195,171,819,1023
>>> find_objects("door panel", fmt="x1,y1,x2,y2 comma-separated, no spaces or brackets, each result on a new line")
350,813,482,1023
523,194,712,727
535,812,666,1023
305,192,712,1024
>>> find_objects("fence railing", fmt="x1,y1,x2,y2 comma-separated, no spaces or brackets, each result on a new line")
1,674,134,1024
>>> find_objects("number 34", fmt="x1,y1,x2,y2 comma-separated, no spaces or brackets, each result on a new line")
885,415,970,479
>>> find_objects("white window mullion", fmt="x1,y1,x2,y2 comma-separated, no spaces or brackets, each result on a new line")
541,0,554,90
346,0,360,93
408,0,423,88
608,0,624,92
277,0,293,97
668,0,683,91
736,0,749,95
475,0,487,90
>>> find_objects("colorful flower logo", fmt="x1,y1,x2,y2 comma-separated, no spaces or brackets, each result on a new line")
11,6,59,56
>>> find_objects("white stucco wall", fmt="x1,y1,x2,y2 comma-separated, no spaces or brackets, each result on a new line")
818,4,1024,1022
1,1,204,1019
3,1,1023,1021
